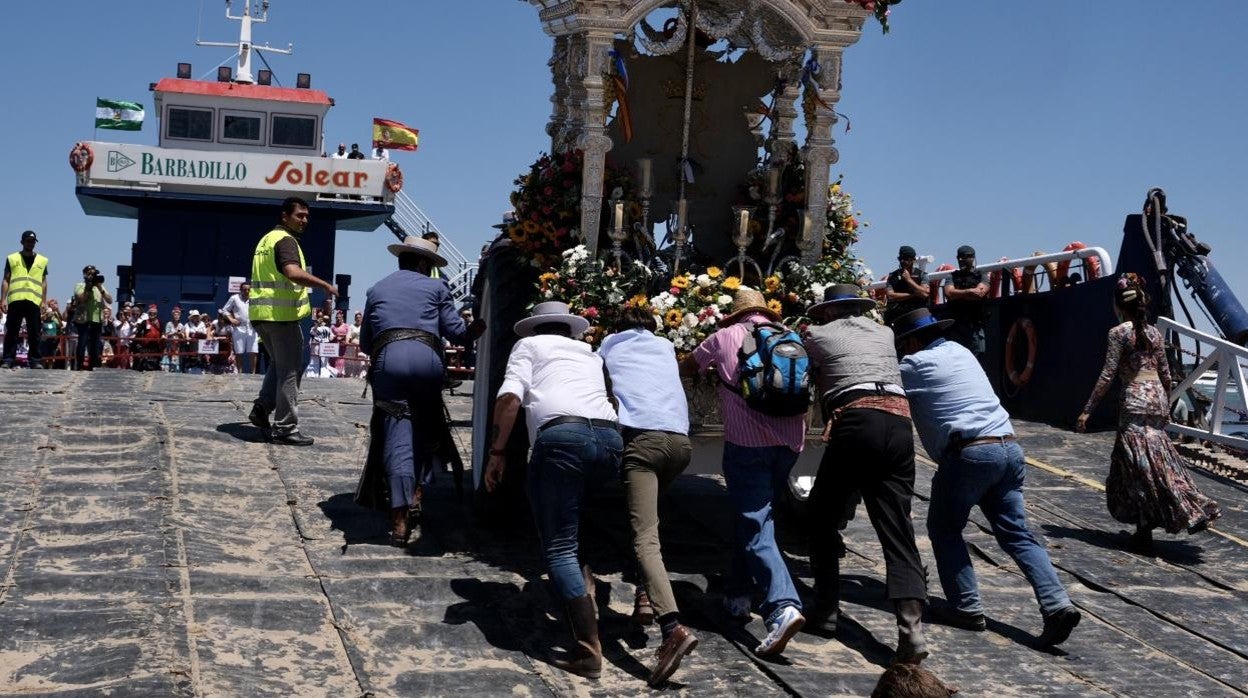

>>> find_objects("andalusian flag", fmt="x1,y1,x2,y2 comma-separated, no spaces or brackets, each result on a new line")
372,118,419,151
96,98,144,131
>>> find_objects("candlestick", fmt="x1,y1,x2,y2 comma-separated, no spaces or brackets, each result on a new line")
738,209,750,239
614,202,625,236
676,199,688,233
765,167,782,198
637,158,653,198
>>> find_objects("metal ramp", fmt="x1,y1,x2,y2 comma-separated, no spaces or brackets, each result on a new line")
383,190,478,304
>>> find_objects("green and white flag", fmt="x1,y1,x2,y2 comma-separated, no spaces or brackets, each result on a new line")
95,98,144,131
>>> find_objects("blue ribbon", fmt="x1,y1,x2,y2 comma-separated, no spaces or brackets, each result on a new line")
609,50,628,91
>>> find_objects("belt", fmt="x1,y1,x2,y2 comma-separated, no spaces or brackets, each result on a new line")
824,382,906,413
539,415,619,434
951,434,1016,454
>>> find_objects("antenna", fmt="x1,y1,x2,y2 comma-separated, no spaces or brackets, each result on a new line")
195,0,293,85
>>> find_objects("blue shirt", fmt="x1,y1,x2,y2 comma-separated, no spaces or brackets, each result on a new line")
360,269,468,355
598,328,689,434
899,337,1013,460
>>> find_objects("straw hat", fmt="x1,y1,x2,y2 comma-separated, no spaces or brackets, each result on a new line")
513,301,590,338
806,283,875,318
719,287,781,327
386,236,447,267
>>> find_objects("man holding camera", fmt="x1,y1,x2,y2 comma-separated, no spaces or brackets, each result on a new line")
72,265,112,370
2,231,50,369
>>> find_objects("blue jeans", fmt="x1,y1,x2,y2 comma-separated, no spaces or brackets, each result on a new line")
927,441,1071,616
722,442,802,622
527,422,623,602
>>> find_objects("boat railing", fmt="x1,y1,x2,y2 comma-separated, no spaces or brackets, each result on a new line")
1158,316,1248,451
864,247,1116,294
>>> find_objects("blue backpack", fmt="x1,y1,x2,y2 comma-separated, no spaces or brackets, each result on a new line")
736,321,812,417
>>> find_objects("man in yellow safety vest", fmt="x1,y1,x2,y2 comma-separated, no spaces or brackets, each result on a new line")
247,197,338,446
2,231,50,369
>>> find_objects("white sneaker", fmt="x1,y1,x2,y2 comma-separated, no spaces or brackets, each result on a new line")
755,606,805,656
722,595,752,621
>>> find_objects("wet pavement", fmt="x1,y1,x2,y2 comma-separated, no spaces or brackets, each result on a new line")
1,370,1246,696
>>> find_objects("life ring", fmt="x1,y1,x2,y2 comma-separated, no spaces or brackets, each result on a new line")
1056,241,1101,282
1005,317,1037,386
69,142,94,173
988,258,1023,298
930,264,955,304
385,163,403,193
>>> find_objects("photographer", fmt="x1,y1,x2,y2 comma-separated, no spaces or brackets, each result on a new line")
73,265,112,370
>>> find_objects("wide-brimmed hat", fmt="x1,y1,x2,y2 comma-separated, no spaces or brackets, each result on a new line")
720,287,781,327
387,236,448,267
892,308,954,343
514,301,590,338
491,210,518,230
807,283,875,317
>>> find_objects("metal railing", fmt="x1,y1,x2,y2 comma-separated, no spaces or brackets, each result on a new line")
864,247,1116,293
384,189,477,304
1159,316,1248,451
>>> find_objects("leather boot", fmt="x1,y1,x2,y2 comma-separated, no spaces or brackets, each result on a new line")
553,595,602,679
633,586,655,626
389,507,409,547
893,598,929,665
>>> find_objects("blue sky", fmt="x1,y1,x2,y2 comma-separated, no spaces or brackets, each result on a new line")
3,1,1246,329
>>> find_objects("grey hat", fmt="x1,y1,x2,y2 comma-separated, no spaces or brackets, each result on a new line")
806,283,876,317
513,301,590,338
491,210,518,230
387,236,448,267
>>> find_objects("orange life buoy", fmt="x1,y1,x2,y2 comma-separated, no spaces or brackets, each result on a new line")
1005,317,1037,386
988,257,1023,298
385,163,403,193
69,142,94,173
930,264,955,304
1056,241,1101,282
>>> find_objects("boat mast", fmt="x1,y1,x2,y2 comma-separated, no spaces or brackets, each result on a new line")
196,0,293,84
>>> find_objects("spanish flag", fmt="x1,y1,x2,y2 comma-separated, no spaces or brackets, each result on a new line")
372,118,419,151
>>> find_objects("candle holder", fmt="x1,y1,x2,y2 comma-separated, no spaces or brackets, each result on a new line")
729,205,763,282
764,165,782,240
609,200,628,272
635,158,655,259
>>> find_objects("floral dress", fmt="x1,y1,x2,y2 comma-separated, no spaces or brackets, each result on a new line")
1084,322,1221,534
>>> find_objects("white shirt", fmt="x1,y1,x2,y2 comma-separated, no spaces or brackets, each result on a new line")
185,320,208,338
331,151,348,160
221,293,252,331
372,148,389,161
498,334,617,444
598,329,689,434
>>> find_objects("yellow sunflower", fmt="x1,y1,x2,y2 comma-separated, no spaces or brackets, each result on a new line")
508,224,529,243
722,276,741,291
626,294,649,308
522,219,541,234
764,275,781,293
665,309,683,328
767,299,783,315
671,275,691,289
706,266,722,279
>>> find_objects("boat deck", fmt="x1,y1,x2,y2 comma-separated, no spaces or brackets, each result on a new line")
2,371,1246,696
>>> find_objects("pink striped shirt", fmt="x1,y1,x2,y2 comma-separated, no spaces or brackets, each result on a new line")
692,313,807,453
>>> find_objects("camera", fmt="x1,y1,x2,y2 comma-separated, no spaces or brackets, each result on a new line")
92,272,105,285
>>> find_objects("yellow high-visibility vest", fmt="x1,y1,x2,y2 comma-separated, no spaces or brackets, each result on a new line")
249,229,310,322
6,252,47,305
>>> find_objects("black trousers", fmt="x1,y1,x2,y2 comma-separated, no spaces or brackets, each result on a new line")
2,299,42,363
809,408,927,602
75,322,102,369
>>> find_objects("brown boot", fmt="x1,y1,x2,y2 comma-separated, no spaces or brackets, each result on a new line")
389,507,409,547
649,624,698,687
633,587,655,626
553,595,602,679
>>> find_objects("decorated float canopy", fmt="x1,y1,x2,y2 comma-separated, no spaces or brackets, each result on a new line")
524,0,876,264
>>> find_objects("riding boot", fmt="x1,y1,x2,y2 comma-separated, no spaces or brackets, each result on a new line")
552,595,602,679
893,598,929,665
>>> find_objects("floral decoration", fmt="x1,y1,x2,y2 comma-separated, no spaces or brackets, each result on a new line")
843,0,901,34
507,150,636,268
535,245,651,347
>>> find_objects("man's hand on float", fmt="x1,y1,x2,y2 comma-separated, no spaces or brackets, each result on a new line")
485,454,506,492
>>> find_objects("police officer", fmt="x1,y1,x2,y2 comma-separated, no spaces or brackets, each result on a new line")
2,231,49,369
942,245,989,360
884,245,928,326
247,197,337,445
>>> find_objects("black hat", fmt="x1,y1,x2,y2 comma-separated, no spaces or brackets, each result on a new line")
957,245,976,258
898,245,916,260
20,230,37,242
807,283,876,317
892,308,954,343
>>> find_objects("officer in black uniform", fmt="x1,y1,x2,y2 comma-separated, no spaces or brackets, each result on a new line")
942,245,989,360
884,245,929,326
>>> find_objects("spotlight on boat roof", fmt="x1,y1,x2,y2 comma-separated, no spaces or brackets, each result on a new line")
257,69,272,86
296,72,311,89
176,62,192,79
217,66,232,83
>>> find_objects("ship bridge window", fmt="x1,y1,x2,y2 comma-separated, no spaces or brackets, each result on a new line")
271,114,317,149
166,106,213,141
221,109,264,143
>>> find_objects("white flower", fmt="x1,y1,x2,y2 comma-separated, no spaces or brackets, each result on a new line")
696,274,712,288
811,282,828,299
717,294,732,306
682,313,698,328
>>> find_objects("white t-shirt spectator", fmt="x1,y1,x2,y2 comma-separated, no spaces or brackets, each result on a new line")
185,320,208,339
221,294,252,332
164,320,187,338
